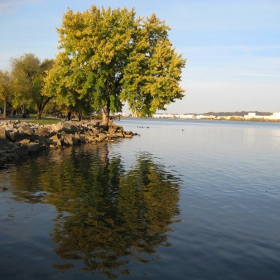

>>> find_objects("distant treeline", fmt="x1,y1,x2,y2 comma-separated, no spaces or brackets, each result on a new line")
201,111,273,117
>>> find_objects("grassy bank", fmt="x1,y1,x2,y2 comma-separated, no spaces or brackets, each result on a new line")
25,119,63,125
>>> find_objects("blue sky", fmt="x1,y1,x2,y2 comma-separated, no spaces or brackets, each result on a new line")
0,0,279,114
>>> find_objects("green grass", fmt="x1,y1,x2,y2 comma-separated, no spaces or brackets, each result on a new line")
25,119,63,125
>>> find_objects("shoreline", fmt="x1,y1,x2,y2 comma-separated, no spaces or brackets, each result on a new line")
0,119,136,166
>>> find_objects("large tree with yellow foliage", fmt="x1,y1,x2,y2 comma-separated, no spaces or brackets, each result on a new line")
44,5,186,125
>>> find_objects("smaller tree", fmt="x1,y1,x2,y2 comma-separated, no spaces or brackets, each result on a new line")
0,70,14,117
11,53,55,119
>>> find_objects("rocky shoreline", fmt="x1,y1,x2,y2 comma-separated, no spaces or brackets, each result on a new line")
0,119,135,166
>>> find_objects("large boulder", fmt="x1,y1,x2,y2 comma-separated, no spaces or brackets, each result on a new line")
51,123,64,133
8,130,25,142
62,123,80,134
61,134,73,146
3,122,14,130
115,132,124,138
32,135,49,147
108,126,117,134
37,126,51,137
18,125,34,136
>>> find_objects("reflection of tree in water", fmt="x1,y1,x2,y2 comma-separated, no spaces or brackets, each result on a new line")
10,144,181,278
9,155,51,203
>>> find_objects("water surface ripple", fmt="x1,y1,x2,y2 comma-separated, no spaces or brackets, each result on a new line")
1,119,280,279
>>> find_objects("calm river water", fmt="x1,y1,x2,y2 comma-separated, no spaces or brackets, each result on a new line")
1,119,280,279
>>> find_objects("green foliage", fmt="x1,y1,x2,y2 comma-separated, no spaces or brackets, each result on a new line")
11,53,55,119
44,5,186,123
0,70,14,116
121,14,186,116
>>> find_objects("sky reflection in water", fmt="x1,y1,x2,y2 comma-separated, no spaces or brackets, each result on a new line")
1,119,280,279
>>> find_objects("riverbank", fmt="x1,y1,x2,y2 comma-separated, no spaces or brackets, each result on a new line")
0,119,135,166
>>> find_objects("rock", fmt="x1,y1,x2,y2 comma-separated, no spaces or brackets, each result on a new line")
7,130,23,142
84,134,96,143
49,135,61,147
78,136,87,144
32,135,49,146
0,119,133,164
0,127,6,139
108,126,117,134
97,133,107,142
37,126,51,137
4,122,14,130
18,125,34,135
124,134,133,138
18,139,31,146
62,123,80,133
61,134,73,146
28,143,40,154
115,132,124,138
51,123,64,132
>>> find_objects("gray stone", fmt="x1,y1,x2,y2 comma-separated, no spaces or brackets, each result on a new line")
62,123,80,133
37,126,51,137
8,131,24,142
18,125,34,135
28,143,40,154
32,135,49,146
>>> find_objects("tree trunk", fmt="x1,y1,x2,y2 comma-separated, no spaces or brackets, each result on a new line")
3,97,7,117
36,110,42,119
102,104,110,126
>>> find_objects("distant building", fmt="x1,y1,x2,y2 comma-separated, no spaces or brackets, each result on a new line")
244,112,280,120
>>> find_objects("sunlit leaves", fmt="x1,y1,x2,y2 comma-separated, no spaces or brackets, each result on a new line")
0,70,14,115
11,53,54,119
44,5,186,121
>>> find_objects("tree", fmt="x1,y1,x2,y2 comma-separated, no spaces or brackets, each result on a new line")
0,70,14,117
44,5,186,125
11,53,54,119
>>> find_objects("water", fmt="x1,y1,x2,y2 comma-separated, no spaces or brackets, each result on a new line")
1,119,280,279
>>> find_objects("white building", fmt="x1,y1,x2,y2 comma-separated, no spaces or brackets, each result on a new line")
244,112,280,120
